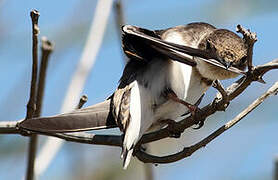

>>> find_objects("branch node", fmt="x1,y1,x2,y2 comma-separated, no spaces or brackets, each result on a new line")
30,10,40,35
77,95,88,109
41,36,54,52
236,24,257,43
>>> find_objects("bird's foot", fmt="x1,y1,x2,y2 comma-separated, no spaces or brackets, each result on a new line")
193,110,205,130
165,89,205,129
162,119,182,138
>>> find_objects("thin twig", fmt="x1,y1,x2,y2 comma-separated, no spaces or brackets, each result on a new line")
35,37,54,117
26,37,53,180
135,81,278,163
26,9,40,180
0,121,20,134
77,95,88,109
26,9,39,120
236,24,257,71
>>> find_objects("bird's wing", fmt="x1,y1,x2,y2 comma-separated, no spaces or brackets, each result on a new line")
122,25,246,75
19,100,117,133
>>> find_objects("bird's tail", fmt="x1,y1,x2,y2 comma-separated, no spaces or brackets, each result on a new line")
19,100,117,133
121,146,134,170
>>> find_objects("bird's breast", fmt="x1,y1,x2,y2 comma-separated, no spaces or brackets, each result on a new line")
169,61,208,103
152,61,209,123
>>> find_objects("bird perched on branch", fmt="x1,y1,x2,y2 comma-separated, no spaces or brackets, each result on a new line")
19,22,248,169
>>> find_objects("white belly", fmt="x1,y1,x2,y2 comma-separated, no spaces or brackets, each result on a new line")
153,61,209,123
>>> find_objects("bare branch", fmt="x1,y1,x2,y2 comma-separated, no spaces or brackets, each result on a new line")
135,81,278,163
255,58,278,76
137,58,278,145
26,9,40,180
26,37,53,180
35,37,53,117
26,9,39,120
0,121,20,134
0,120,122,146
236,24,257,71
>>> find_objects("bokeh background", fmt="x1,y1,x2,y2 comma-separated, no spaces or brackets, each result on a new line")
0,0,278,179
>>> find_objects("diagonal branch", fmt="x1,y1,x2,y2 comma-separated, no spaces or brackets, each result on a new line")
135,81,278,163
137,58,278,146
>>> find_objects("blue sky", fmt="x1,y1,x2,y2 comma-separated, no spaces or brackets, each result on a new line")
0,0,278,179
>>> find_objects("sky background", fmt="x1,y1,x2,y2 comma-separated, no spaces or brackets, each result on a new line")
0,0,278,179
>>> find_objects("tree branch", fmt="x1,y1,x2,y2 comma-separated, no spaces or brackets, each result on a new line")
26,10,40,120
26,36,54,180
136,57,278,146
236,24,257,71
26,10,40,180
35,37,54,117
135,81,278,163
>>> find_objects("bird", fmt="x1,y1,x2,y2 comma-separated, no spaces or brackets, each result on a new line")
19,22,248,169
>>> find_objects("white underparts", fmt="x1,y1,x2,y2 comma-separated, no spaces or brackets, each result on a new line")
122,81,141,169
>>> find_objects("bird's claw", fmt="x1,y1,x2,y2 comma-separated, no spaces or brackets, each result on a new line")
192,108,205,129
164,119,182,138
193,118,205,129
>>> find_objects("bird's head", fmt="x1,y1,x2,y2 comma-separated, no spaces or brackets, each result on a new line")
197,29,248,80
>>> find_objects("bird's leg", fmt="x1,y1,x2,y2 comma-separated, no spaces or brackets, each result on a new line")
165,89,205,129
165,89,198,116
163,89,205,129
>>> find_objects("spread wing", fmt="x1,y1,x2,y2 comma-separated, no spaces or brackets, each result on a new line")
122,25,246,75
